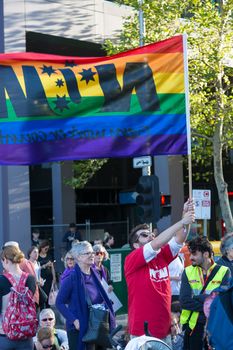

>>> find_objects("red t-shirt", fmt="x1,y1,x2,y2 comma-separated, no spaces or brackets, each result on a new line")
124,244,174,339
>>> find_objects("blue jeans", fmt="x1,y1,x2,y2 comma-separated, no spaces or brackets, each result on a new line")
0,335,33,350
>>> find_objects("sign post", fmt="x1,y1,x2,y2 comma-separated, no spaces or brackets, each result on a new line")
192,189,211,237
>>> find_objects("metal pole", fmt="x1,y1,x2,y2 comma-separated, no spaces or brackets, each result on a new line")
203,219,207,237
138,0,151,176
138,0,144,47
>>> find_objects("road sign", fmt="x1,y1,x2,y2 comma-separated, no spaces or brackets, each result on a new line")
192,189,211,219
133,156,152,168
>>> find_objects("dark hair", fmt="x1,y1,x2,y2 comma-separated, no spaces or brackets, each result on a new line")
171,301,181,314
27,246,38,259
104,235,113,244
69,223,76,228
32,229,40,234
188,236,213,257
39,240,50,253
129,223,150,250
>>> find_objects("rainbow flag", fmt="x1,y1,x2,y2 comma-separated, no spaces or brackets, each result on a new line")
0,35,190,165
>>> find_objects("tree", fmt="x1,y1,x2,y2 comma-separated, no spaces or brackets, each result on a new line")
64,158,108,189
105,0,233,232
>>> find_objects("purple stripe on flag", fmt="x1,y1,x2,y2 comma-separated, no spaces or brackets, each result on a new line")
0,134,187,165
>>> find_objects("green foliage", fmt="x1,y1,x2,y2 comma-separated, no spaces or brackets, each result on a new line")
65,159,108,189
104,0,233,181
105,0,233,230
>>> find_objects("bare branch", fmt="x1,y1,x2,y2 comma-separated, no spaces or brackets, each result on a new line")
191,131,213,142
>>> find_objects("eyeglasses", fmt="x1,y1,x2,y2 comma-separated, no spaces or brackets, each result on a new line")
81,251,95,257
95,252,104,256
66,257,74,261
136,231,155,242
139,233,150,238
42,345,53,349
41,318,54,322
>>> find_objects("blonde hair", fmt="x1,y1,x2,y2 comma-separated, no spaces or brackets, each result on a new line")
0,245,24,264
63,251,75,268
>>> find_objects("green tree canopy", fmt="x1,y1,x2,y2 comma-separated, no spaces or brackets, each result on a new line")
105,0,233,231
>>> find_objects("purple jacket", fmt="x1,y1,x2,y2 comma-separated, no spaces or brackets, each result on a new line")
56,263,116,350
60,267,74,284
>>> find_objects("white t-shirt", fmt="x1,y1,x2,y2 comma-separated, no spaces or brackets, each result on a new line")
168,255,184,296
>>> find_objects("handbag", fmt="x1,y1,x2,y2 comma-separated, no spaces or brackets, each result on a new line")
48,284,59,306
82,292,111,347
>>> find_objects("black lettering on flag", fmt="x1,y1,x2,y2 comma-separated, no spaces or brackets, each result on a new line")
59,69,81,104
96,62,160,112
0,65,52,118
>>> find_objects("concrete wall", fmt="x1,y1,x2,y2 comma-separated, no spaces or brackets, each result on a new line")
4,0,132,52
0,0,133,249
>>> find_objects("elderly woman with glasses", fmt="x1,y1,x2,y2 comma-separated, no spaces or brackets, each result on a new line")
36,309,68,350
56,241,116,350
216,232,233,275
92,244,113,293
60,252,75,285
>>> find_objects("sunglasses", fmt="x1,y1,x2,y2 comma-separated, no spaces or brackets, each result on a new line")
42,345,53,349
95,252,104,256
136,231,154,242
66,257,74,261
41,318,54,322
139,233,150,238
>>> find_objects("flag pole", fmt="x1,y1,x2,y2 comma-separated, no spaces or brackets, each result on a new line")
183,34,192,198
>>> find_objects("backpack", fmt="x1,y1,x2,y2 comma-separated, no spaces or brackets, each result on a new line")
2,271,38,340
206,286,233,350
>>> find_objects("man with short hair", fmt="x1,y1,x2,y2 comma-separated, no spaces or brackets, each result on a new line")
180,236,231,350
124,199,195,346
62,223,82,251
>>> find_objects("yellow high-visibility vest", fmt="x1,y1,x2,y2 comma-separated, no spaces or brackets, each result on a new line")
180,263,228,330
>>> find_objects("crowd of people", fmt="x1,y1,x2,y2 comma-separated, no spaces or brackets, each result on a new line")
1,203,233,350
0,223,117,350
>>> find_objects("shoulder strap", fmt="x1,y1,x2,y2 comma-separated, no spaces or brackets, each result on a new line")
200,265,221,294
3,271,28,291
3,272,17,288
18,272,28,289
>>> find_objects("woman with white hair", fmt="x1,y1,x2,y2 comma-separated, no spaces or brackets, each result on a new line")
56,241,115,350
92,244,113,293
216,232,233,275
37,308,68,350
60,252,75,285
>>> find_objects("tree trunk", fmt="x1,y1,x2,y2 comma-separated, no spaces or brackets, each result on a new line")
213,122,233,233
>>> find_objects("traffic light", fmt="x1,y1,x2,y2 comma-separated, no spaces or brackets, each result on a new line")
136,175,160,224
160,194,171,217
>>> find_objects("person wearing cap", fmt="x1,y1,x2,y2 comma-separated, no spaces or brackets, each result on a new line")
62,223,82,251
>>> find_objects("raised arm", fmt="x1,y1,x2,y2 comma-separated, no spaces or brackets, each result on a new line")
150,200,195,251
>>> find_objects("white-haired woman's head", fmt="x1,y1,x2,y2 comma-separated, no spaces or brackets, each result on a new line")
70,241,95,269
39,308,56,329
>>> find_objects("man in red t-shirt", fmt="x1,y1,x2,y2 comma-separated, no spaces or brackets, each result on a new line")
124,199,195,346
